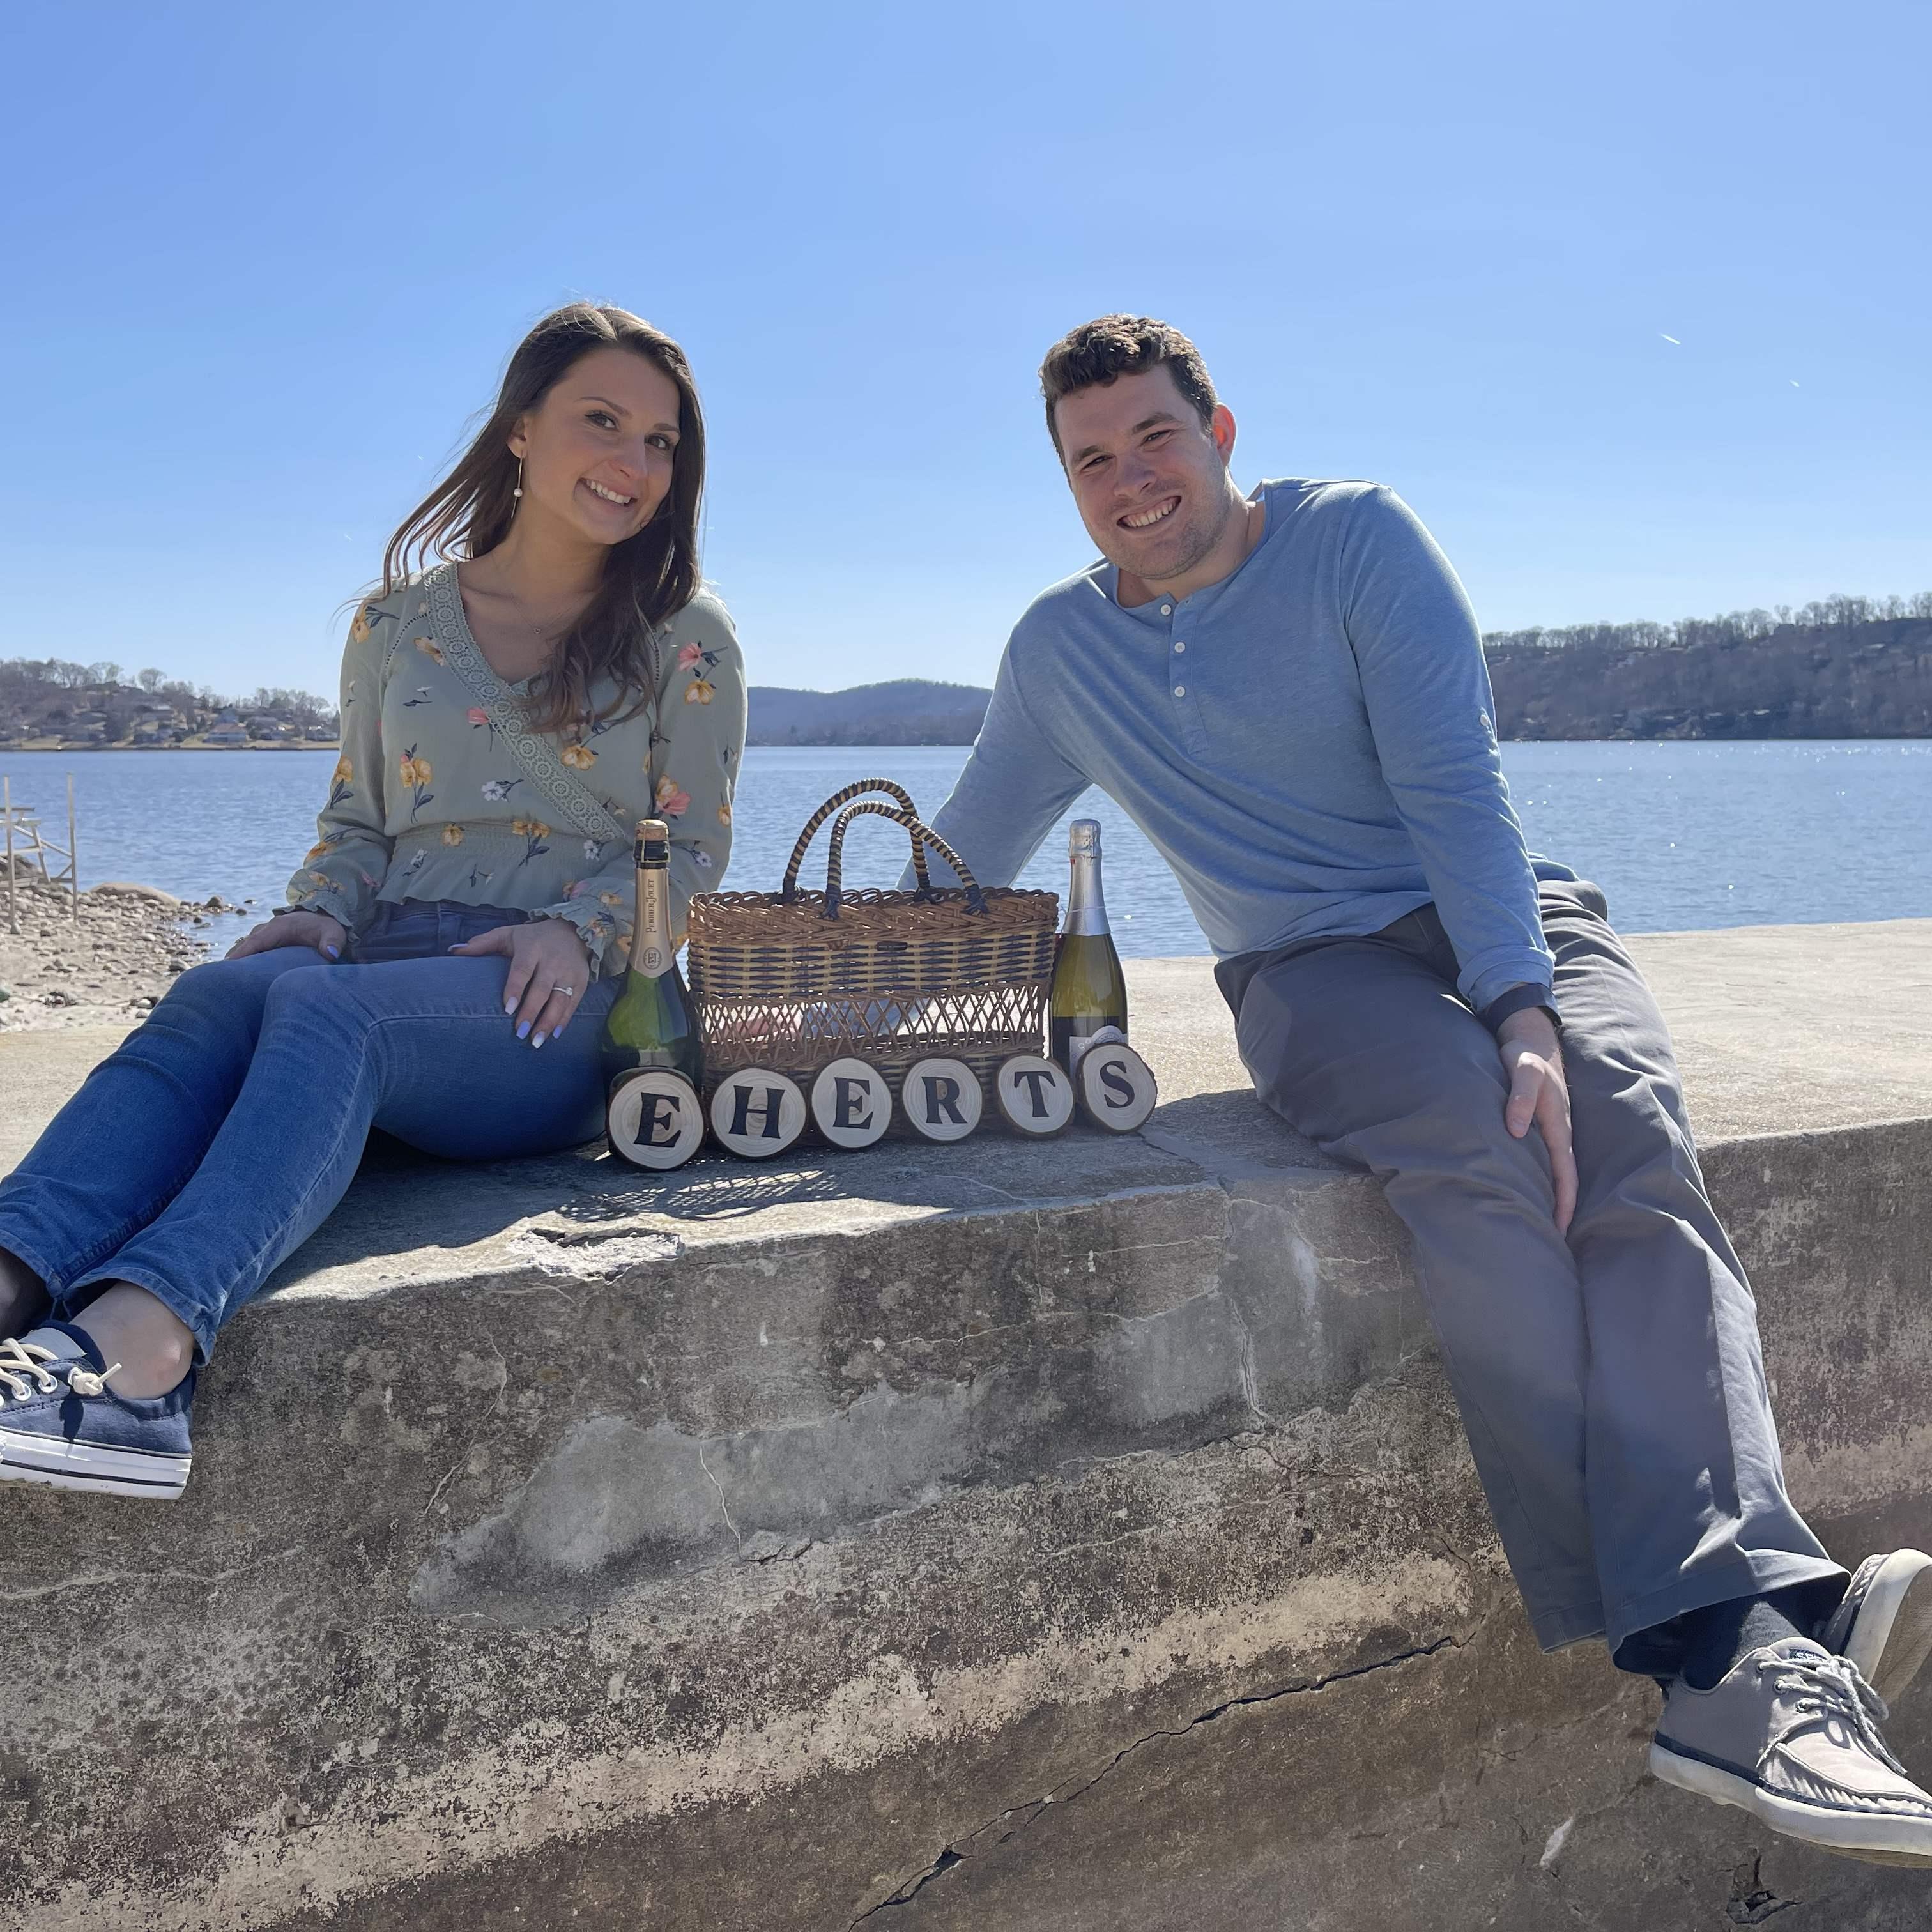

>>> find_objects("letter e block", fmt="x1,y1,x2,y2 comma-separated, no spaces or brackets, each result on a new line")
607,1068,705,1170
810,1057,893,1150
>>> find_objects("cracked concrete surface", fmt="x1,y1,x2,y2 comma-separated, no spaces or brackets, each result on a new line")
5,929,1932,1929
853,1633,1464,1921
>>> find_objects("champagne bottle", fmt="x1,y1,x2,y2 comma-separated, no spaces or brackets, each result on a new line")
600,818,702,1095
1048,818,1128,1075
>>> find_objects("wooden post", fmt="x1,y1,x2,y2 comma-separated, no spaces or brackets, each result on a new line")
4,775,15,936
66,772,78,921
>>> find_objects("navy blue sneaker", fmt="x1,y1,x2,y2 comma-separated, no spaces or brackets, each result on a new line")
0,1321,194,1499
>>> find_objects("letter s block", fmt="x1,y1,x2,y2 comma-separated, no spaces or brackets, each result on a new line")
1074,1043,1158,1133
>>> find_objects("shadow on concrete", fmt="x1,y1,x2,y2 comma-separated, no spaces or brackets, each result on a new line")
1138,1085,1342,1175
555,1156,859,1223
270,1071,1333,1292
272,1100,1255,1285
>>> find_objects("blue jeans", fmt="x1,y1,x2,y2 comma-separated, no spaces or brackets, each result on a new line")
0,901,618,1360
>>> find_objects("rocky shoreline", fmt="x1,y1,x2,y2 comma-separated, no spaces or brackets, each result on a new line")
0,875,243,1032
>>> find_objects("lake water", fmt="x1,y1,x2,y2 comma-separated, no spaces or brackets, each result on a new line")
2,740,1928,956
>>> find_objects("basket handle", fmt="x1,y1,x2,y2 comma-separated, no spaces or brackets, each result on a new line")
821,801,987,920
781,779,930,901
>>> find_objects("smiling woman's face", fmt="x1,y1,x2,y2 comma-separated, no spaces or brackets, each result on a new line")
510,344,683,549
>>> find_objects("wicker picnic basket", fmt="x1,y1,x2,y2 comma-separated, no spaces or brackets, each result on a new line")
686,779,1059,1101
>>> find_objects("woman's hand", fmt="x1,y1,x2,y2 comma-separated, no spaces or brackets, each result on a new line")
226,910,348,962
450,918,593,1047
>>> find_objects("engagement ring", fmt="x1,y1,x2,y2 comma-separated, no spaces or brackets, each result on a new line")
554,985,575,997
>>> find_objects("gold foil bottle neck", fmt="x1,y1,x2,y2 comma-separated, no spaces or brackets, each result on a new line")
632,822,674,974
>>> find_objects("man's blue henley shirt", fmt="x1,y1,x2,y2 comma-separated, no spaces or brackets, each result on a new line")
909,478,1571,1013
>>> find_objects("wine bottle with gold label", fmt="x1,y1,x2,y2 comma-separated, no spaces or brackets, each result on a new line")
1048,818,1128,1075
601,819,702,1097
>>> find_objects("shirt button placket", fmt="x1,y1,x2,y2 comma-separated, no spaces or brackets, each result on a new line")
1163,602,1189,711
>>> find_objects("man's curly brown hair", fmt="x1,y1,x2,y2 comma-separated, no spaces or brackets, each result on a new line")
1039,315,1219,457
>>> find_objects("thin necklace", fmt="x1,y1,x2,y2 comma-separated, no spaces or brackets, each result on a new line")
501,581,579,640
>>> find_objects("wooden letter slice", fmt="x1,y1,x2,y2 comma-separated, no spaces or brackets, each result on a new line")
901,1056,983,1143
607,1068,705,1171
1075,1042,1158,1133
709,1068,808,1160
810,1057,893,1150
992,1054,1075,1138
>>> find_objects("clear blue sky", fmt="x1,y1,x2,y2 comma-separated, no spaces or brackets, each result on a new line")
4,1,1927,701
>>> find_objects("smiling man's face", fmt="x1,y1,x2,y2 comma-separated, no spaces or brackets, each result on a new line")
1054,363,1241,588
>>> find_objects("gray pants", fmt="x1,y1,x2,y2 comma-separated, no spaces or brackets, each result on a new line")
1217,878,1844,1659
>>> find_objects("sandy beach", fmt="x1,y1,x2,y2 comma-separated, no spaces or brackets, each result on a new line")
0,873,239,1032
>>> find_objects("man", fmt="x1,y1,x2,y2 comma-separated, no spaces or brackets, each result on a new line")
912,314,1932,1863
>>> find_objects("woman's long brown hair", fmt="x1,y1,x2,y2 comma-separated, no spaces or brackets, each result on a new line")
376,303,706,735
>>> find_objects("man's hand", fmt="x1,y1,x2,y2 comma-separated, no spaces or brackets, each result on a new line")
226,910,347,961
1497,1007,1576,1235
450,918,592,1047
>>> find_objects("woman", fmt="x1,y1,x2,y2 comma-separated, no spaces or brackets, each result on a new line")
0,303,746,1498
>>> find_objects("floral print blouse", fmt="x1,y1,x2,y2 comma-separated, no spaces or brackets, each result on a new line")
284,562,746,975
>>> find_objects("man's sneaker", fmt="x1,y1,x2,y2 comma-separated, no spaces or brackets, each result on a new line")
1822,1551,1932,1705
1651,1638,1932,1867
0,1322,194,1499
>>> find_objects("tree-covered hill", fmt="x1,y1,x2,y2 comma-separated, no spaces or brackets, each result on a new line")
746,595,1932,744
1483,594,1932,739
747,678,992,746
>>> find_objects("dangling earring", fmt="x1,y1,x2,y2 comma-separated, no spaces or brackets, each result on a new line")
512,457,525,503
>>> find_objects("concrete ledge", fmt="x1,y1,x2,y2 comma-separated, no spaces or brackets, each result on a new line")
4,921,1932,1930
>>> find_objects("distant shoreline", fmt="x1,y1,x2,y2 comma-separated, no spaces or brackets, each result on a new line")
4,735,1931,757
9,603,1927,753
744,732,1932,747
0,740,339,753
